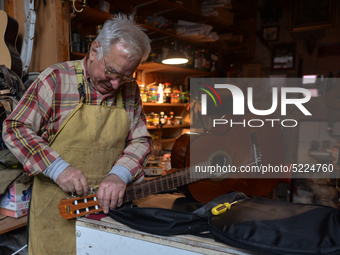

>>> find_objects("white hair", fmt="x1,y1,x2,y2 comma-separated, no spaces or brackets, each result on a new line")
94,13,151,63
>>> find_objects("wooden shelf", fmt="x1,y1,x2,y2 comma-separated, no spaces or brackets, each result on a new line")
74,2,233,32
147,124,189,129
124,0,233,33
72,3,233,49
143,103,187,107
73,4,113,26
138,61,210,76
141,23,215,49
0,215,27,235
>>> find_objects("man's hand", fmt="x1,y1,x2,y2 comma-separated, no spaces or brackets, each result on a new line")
56,166,89,196
97,174,126,214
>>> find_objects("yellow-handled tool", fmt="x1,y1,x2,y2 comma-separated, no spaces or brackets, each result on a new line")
211,201,237,215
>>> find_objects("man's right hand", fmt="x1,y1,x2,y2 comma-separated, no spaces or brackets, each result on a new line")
56,166,89,196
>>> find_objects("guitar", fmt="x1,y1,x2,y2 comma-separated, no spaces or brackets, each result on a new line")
59,112,285,219
0,10,23,78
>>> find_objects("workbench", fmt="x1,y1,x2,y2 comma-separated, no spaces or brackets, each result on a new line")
76,217,256,255
75,193,257,255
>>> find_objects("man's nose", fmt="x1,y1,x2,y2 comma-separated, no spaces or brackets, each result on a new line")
109,78,123,89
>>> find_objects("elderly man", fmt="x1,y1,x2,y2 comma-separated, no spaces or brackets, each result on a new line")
3,14,152,255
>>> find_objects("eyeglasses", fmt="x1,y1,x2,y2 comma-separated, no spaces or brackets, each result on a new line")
100,47,136,83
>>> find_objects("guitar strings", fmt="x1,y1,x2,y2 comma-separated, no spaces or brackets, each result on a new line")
126,151,262,201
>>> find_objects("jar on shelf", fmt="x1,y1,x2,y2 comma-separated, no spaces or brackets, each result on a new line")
139,84,145,94
166,117,172,125
148,112,154,126
175,116,183,125
153,113,160,125
180,92,187,103
148,88,157,103
163,83,171,103
141,93,148,103
172,89,181,104
170,93,179,104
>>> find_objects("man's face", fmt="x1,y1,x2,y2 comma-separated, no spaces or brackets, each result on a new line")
88,42,140,95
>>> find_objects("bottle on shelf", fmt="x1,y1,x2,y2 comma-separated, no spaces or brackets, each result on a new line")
197,49,202,70
157,83,164,103
205,50,210,71
163,83,171,103
169,111,175,125
201,49,206,71
194,51,199,69
159,111,166,126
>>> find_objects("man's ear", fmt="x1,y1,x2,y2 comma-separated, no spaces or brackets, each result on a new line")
89,41,100,61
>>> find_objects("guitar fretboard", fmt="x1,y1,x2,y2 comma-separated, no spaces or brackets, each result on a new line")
123,161,212,203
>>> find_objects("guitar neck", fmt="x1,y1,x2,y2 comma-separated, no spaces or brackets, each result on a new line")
123,161,211,203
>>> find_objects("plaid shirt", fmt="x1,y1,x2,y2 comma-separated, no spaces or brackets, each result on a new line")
3,57,151,182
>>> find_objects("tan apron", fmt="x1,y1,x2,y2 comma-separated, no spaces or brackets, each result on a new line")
28,61,130,255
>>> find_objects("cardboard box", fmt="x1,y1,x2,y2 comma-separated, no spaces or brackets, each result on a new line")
0,179,32,218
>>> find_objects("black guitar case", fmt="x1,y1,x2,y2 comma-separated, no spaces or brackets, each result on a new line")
109,192,340,255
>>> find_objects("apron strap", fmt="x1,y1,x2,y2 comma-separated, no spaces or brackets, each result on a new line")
73,60,85,102
117,90,123,108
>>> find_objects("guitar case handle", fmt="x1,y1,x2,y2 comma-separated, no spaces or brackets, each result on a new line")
0,65,14,90
0,64,26,99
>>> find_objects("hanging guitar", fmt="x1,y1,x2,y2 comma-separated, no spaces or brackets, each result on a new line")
0,10,23,78
59,112,285,219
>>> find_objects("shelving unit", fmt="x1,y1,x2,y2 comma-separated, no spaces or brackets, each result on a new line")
147,124,190,130
73,1,233,33
143,103,187,107
71,2,234,53
69,0,236,152
122,0,234,32
138,61,210,76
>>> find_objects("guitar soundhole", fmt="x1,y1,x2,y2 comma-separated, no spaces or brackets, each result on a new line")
207,150,233,182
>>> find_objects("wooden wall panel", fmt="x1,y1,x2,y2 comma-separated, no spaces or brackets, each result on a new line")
5,0,70,73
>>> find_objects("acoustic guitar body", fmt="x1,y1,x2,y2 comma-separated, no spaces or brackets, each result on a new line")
0,10,23,78
171,112,285,203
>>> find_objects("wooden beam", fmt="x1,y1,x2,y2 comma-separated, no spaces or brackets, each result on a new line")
4,0,15,17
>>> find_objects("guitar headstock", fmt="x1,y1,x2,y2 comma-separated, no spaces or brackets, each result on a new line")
58,193,102,220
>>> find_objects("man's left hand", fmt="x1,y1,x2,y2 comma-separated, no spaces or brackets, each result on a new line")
97,174,126,214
